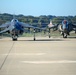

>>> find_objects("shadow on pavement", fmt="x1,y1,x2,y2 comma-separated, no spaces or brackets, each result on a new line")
19,38,64,41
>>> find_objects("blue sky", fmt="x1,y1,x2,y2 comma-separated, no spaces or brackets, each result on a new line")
0,0,76,16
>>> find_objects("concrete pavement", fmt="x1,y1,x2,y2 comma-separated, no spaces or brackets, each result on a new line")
0,37,76,75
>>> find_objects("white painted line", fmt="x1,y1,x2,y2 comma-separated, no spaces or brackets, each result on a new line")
2,53,46,56
21,60,76,64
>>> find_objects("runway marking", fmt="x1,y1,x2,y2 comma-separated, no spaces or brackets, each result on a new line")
2,53,46,56
21,60,76,64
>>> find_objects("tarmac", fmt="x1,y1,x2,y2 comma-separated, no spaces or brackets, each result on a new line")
0,37,76,75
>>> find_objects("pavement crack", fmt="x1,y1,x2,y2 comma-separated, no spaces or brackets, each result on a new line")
0,42,15,70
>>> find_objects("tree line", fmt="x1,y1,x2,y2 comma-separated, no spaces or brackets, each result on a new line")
0,13,76,26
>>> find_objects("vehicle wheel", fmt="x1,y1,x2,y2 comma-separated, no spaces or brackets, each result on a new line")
12,38,17,41
63,33,67,38
34,38,36,41
49,35,51,38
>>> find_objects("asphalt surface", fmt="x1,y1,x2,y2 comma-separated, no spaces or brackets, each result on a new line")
0,37,76,75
